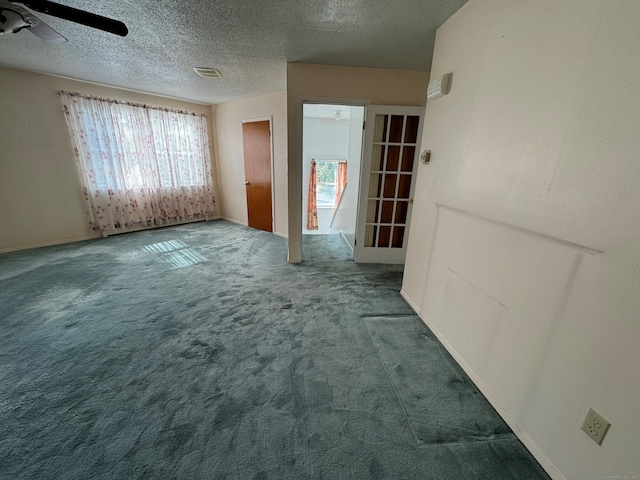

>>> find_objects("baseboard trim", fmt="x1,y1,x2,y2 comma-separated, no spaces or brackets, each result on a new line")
1,217,228,253
400,288,421,314
0,234,100,254
220,216,248,227
101,217,210,237
339,231,354,252
221,216,287,238
400,289,566,480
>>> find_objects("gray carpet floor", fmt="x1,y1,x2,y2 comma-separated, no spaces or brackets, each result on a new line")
0,220,550,479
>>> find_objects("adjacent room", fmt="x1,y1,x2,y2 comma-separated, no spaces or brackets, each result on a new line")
302,103,364,243
1,1,639,479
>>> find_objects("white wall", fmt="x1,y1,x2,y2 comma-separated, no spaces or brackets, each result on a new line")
287,63,429,262
0,67,218,253
215,91,287,237
402,1,640,479
331,106,365,248
302,114,350,234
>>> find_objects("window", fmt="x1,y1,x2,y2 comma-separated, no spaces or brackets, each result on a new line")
315,160,338,207
61,92,216,233
76,107,208,190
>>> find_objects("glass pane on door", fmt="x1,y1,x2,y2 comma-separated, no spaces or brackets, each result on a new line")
363,114,419,248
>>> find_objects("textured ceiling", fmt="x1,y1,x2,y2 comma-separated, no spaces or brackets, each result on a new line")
0,0,468,104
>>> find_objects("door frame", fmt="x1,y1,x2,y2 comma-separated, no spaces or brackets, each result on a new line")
242,116,275,233
293,97,371,262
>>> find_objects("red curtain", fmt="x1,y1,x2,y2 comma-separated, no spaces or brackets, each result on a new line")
306,160,318,230
334,161,348,212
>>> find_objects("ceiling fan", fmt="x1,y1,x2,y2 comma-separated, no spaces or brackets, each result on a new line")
0,0,128,44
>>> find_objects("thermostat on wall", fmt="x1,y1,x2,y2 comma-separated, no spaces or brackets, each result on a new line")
427,72,452,100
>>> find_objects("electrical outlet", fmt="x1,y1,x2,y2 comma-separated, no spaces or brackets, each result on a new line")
581,408,611,445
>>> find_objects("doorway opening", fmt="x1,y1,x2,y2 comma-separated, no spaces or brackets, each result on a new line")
302,104,365,253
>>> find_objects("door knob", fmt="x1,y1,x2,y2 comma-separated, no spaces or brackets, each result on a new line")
244,181,250,185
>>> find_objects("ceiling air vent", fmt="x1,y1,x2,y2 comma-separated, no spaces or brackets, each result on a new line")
193,67,222,78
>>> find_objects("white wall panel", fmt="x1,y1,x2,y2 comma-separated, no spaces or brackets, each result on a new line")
402,1,640,478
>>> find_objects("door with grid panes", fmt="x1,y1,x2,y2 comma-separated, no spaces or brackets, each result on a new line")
354,106,424,263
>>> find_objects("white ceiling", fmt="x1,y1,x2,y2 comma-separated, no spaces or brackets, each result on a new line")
304,104,355,120
0,0,468,105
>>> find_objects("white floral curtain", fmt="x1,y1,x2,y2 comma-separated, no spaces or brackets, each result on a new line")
61,92,216,233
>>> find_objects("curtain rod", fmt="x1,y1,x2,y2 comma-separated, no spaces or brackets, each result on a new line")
59,90,207,117
311,158,347,163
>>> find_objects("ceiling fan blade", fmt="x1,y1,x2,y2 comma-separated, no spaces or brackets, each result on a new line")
0,0,36,31
28,16,66,43
20,0,128,36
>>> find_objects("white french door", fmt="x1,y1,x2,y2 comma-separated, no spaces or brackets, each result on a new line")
354,105,425,264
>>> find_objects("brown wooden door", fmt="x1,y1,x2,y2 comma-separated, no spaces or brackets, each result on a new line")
242,120,273,232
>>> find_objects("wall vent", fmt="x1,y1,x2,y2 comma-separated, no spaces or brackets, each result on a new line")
193,67,222,78
427,72,452,100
